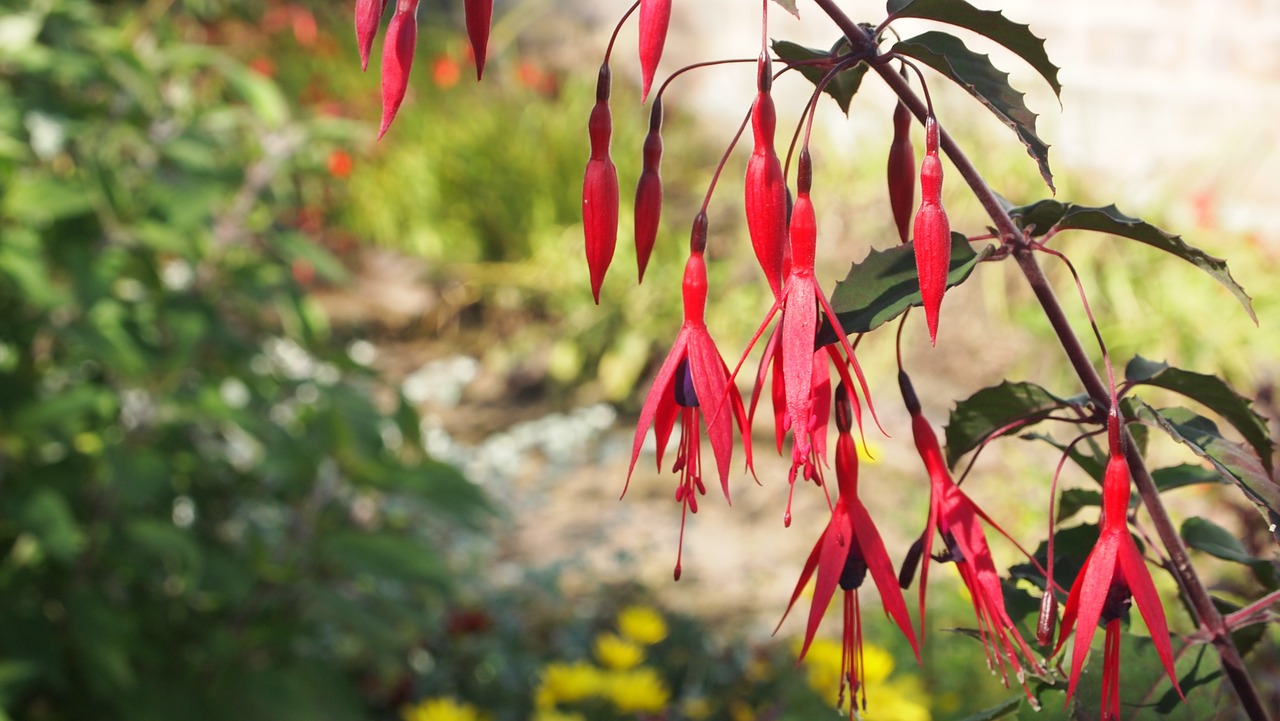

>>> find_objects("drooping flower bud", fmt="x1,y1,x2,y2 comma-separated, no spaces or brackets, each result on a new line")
912,115,951,344
355,0,389,72
463,0,493,80
744,54,788,300
378,0,421,140
887,98,916,244
638,0,672,102
634,98,665,282
583,65,620,303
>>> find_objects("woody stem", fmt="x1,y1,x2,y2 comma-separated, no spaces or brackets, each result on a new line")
808,1,1272,718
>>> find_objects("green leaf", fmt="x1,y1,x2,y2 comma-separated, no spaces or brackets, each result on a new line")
1021,431,1107,483
1009,522,1098,592
886,0,1061,98
1181,516,1277,589
1212,597,1269,657
1009,201,1255,321
771,40,868,115
321,532,450,587
892,31,1053,190
1056,488,1102,523
823,235,991,341
1125,356,1273,474
21,489,86,563
1131,401,1280,541
1152,463,1227,493
770,0,800,17
955,695,1022,721
944,380,1067,468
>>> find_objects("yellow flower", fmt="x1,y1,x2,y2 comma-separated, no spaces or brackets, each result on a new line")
603,667,670,713
616,605,668,645
682,696,713,720
532,711,586,721
795,638,931,721
535,662,605,708
594,632,644,670
400,697,486,721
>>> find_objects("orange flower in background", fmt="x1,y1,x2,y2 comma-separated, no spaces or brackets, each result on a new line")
328,150,353,179
433,55,461,89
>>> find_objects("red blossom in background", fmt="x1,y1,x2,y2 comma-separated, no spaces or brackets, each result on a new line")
1054,413,1182,719
583,65,620,303
887,97,915,244
777,383,919,717
625,214,752,580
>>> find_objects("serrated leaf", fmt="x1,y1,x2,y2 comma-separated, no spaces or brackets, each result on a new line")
944,380,1067,468
1152,463,1227,493
1125,356,1273,474
821,235,991,342
770,0,799,18
892,31,1053,190
1132,401,1280,541
1009,201,1255,321
772,40,867,115
1181,516,1278,589
886,0,1061,98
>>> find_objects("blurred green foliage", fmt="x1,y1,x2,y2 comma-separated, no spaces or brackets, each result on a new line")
0,1,488,719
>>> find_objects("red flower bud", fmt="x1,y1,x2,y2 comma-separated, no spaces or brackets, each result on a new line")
583,65,619,303
634,99,664,283
912,116,950,344
463,0,493,80
744,55,787,300
887,99,916,244
378,1,420,140
354,0,389,72
637,0,672,102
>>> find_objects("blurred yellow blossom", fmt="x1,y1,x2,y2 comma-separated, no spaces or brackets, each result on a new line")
728,699,756,721
682,696,713,720
796,637,930,721
616,605,668,645
535,661,605,708
594,632,644,670
604,667,670,713
400,697,486,721
532,711,586,721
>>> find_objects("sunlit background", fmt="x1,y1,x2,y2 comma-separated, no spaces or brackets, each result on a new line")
0,1,1275,720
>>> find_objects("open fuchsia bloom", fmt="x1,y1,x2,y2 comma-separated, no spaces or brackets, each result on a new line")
378,0,420,140
625,214,752,581
738,149,877,504
637,0,672,102
897,370,1045,703
1054,412,1182,719
582,64,620,304
777,383,919,718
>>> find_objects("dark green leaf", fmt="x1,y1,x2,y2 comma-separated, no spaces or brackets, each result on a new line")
892,31,1053,189
1132,401,1280,541
1056,489,1102,523
886,0,1061,98
944,380,1067,468
1152,464,1227,493
1021,431,1107,483
822,235,991,342
21,489,86,563
1181,516,1277,589
320,532,450,587
955,695,1022,721
772,40,868,115
1125,356,1273,474
1010,522,1098,592
1009,201,1255,321
1212,597,1269,657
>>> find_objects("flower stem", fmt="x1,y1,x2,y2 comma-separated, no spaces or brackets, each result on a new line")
807,1,1273,717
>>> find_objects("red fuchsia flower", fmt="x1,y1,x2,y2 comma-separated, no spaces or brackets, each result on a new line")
737,149,877,496
886,97,915,245
1054,411,1182,720
913,116,951,344
897,370,1045,702
637,0,672,102
463,0,493,80
625,214,753,580
744,55,789,301
583,64,620,304
634,99,664,283
378,0,420,140
354,0,389,72
777,383,920,717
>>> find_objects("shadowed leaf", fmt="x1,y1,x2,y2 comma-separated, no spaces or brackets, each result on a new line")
1010,201,1255,321
772,39,867,115
886,0,1061,98
1181,516,1278,589
945,380,1067,468
892,31,1053,190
